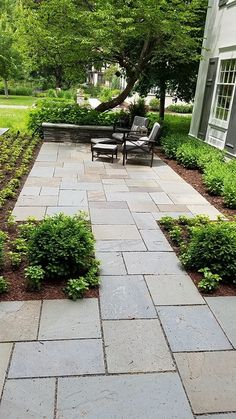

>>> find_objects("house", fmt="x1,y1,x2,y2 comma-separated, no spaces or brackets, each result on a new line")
190,0,236,157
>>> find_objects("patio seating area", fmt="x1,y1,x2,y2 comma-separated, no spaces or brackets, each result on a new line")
0,142,236,418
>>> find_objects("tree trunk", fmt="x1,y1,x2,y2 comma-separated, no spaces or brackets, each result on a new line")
3,79,9,98
95,76,137,112
55,67,63,89
159,79,166,120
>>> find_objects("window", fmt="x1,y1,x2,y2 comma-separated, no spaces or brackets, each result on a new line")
214,59,236,121
219,0,228,6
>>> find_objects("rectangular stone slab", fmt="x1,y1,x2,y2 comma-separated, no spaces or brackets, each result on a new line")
123,252,184,275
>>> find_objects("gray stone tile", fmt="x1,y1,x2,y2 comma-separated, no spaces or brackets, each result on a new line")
150,192,174,205
206,297,236,348
89,201,128,209
40,186,59,196
100,276,156,319
24,177,61,187
56,373,194,419
103,319,175,373
145,274,205,305
129,186,163,192
153,211,194,220
168,193,209,205
38,299,101,340
20,186,41,196
103,184,129,192
12,206,46,221
156,204,190,212
16,195,58,207
46,206,88,216
90,208,134,225
125,179,159,187
187,205,222,219
198,415,236,419
87,191,106,201
106,191,152,202
158,306,232,352
175,351,236,414
158,180,196,194
0,378,55,419
95,239,146,252
132,213,158,229
0,301,41,342
0,343,12,394
60,181,103,191
102,178,126,185
54,167,84,177
29,167,55,177
58,190,87,206
140,229,173,251
123,252,184,275
92,225,141,240
127,200,158,212
96,252,126,275
9,339,105,378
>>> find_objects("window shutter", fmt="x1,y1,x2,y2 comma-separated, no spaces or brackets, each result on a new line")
219,0,228,7
198,58,219,140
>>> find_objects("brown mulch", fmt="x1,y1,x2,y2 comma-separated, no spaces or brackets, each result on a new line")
156,149,236,219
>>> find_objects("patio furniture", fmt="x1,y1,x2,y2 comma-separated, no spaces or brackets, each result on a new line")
122,122,161,167
92,143,118,163
112,115,149,144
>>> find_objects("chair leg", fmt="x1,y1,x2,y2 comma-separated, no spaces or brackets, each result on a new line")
92,149,94,161
150,149,154,167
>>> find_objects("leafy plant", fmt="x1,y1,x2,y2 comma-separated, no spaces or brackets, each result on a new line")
167,104,193,114
161,134,187,159
83,260,100,287
25,265,45,291
169,226,183,245
12,238,28,254
6,213,16,228
203,161,228,195
198,268,222,293
8,252,22,270
27,213,97,280
222,174,236,209
159,216,176,231
64,278,89,300
176,141,200,169
149,98,160,111
0,276,9,294
129,98,147,122
0,231,6,270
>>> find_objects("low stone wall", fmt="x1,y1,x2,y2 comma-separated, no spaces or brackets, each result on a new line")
42,123,114,143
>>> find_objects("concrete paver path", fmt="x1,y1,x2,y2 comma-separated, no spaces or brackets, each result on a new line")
0,143,235,418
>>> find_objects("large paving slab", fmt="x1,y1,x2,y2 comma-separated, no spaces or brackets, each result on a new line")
9,339,105,378
103,319,175,373
145,274,205,305
38,299,101,340
58,190,87,206
100,275,156,319
140,229,173,251
92,224,141,240
206,297,236,348
0,343,12,395
132,212,158,229
90,208,135,225
158,306,232,352
123,251,184,275
197,415,236,419
0,301,41,342
95,239,146,252
96,252,127,275
12,206,46,220
175,351,236,414
46,206,88,216
0,378,55,419
56,373,194,419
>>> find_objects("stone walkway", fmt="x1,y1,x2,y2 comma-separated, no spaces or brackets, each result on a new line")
0,143,235,418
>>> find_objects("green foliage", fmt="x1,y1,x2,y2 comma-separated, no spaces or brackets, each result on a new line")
129,98,147,122
149,98,160,111
222,163,236,209
64,278,89,301
8,251,22,270
98,87,121,103
28,102,120,137
0,231,6,269
159,216,176,231
167,104,193,114
83,260,100,287
169,226,183,245
180,221,236,281
203,161,229,195
12,238,28,254
0,276,9,294
198,268,222,293
176,141,201,169
161,134,187,159
27,213,97,280
25,265,45,291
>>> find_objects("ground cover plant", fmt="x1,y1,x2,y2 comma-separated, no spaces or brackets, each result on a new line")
160,215,236,294
0,95,38,106
0,213,100,301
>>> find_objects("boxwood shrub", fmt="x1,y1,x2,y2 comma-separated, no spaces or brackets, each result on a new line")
167,104,193,114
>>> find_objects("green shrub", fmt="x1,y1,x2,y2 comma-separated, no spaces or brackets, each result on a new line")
222,175,236,209
198,268,222,293
169,226,183,245
167,104,193,114
159,216,177,231
196,147,225,172
27,213,97,280
0,276,9,294
98,87,120,102
176,141,200,169
8,252,22,270
64,278,89,300
180,221,236,281
161,134,187,159
203,161,229,195
25,265,45,291
0,231,6,270
149,98,160,111
129,98,147,122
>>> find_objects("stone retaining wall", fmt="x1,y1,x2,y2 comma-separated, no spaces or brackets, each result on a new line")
42,123,114,143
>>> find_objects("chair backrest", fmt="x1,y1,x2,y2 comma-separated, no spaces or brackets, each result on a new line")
131,116,149,131
148,122,161,142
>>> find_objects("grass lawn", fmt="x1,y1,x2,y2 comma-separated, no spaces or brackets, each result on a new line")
0,95,38,106
0,108,29,131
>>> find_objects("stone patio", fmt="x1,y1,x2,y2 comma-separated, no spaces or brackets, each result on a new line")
0,142,236,418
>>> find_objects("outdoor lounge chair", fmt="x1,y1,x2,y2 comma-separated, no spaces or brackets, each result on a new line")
122,122,161,167
112,115,149,144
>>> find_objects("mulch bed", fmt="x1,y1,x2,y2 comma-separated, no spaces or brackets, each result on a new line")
156,149,236,219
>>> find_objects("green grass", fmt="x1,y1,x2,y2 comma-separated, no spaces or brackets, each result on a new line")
0,108,29,131
0,95,38,106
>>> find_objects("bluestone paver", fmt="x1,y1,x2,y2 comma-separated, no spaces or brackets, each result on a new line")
132,212,158,229
175,351,236,414
140,229,173,251
92,224,141,240
168,193,208,205
158,306,232,352
0,301,41,342
90,208,135,225
187,204,223,219
150,192,174,205
16,195,58,207
95,239,146,252
20,186,41,196
100,275,156,319
206,297,236,348
38,299,101,340
40,186,59,196
0,343,12,394
56,373,194,419
12,206,46,221
198,414,236,419
145,274,205,305
0,378,55,419
103,319,175,373
9,340,105,378
96,252,126,275
127,200,158,212
58,190,87,206
89,201,128,209
123,251,184,275
46,206,88,216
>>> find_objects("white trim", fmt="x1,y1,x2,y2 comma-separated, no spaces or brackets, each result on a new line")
227,0,236,8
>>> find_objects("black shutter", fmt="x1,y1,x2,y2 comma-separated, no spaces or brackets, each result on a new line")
219,0,228,7
198,58,219,140
225,90,236,155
